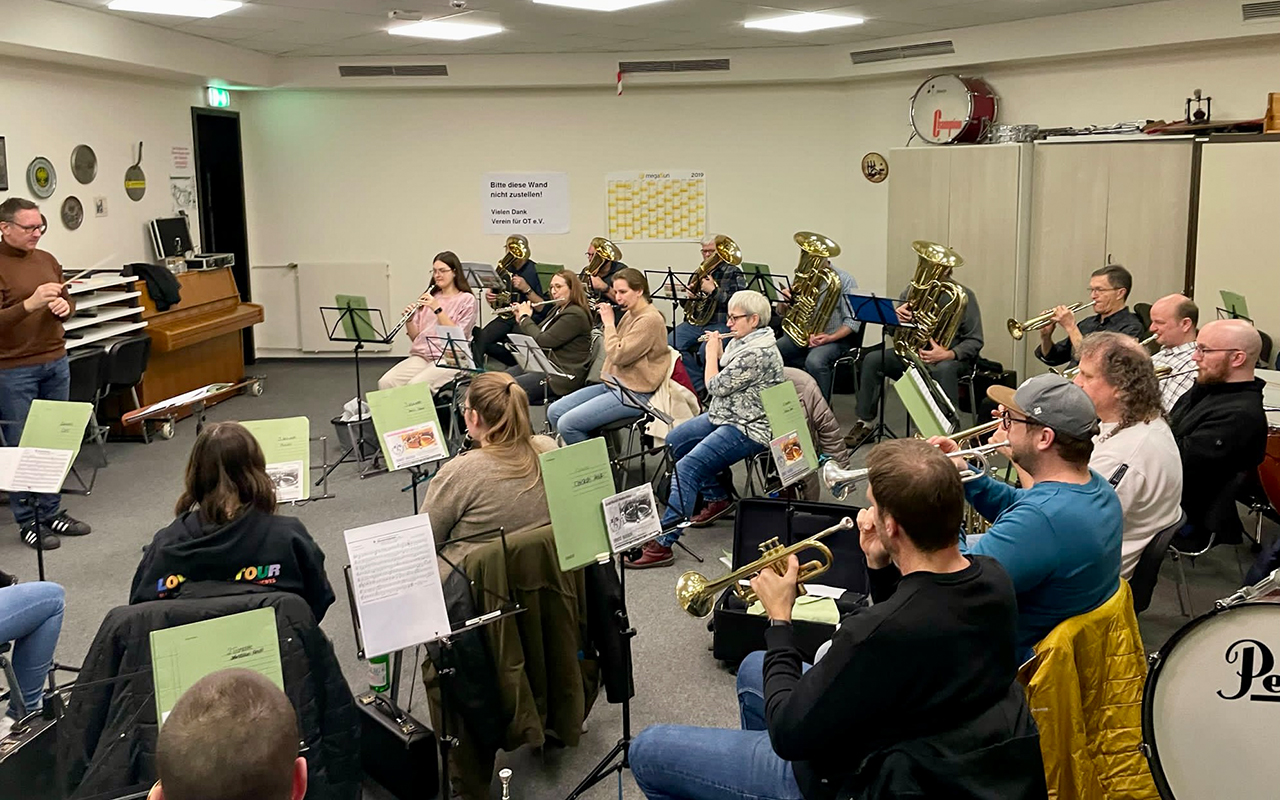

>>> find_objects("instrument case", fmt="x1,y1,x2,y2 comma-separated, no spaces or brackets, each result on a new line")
0,709,60,800
356,691,439,800
710,498,867,667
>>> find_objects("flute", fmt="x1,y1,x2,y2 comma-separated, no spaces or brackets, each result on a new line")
496,298,561,316
697,331,728,342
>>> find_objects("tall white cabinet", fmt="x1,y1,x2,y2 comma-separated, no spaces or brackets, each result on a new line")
887,143,1034,372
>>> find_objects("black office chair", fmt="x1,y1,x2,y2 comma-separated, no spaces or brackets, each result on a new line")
1258,330,1273,370
66,347,111,492
1134,302,1152,331
102,334,152,443
1129,511,1186,615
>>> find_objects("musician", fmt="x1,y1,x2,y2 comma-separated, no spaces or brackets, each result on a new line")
1035,264,1143,367
377,251,479,391
505,269,593,404
669,234,747,394
932,373,1122,652
547,268,667,444
626,290,782,569
0,197,91,550
1169,319,1266,551
1072,333,1182,579
472,235,545,369
1148,293,1199,412
774,260,860,402
845,276,984,450
583,236,627,317
629,439,1044,800
421,372,556,546
130,422,335,623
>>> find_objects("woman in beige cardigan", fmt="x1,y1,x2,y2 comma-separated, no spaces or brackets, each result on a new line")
420,371,556,545
546,268,669,444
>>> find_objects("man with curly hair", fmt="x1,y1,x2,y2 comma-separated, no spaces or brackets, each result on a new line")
1073,332,1183,578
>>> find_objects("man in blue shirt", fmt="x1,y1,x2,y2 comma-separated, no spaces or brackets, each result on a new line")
932,373,1122,652
775,261,861,401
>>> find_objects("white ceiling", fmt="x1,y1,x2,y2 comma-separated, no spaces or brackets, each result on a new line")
49,0,1173,57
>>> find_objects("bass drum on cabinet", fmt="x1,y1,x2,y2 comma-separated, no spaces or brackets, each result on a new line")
909,74,998,144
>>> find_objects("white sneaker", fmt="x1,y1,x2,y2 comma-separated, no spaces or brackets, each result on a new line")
0,715,15,741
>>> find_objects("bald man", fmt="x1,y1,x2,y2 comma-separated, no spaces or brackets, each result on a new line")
1169,319,1267,549
1148,294,1199,412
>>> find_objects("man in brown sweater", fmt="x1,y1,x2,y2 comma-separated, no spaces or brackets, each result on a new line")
0,197,91,550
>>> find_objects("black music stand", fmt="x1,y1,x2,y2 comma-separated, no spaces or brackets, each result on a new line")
645,268,696,329
845,293,913,451
504,338,573,407
318,304,392,483
746,270,791,304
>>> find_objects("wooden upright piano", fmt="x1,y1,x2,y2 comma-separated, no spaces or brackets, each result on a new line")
134,266,264,418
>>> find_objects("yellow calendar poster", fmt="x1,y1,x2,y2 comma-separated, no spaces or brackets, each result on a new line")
606,170,707,242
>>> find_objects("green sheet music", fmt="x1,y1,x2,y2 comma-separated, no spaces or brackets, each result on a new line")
892,367,950,439
19,399,93,462
540,439,616,571
367,384,448,471
334,293,381,341
1220,290,1249,320
241,417,310,502
760,381,818,471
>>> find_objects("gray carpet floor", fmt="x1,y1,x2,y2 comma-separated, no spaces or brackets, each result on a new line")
2,358,1268,799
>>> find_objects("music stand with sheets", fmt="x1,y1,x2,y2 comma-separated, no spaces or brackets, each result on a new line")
319,299,393,480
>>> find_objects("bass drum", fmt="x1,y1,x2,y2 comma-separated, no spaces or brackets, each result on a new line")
909,74,998,144
1143,602,1280,797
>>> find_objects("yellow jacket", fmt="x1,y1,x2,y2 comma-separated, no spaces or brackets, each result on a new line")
1019,580,1159,800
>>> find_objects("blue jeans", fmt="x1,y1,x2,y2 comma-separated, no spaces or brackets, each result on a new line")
0,357,70,526
659,414,764,545
630,651,807,800
776,337,853,402
546,383,648,445
855,347,964,422
670,321,730,393
0,582,65,718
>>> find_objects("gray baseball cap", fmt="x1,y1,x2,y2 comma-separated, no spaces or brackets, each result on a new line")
987,373,1100,440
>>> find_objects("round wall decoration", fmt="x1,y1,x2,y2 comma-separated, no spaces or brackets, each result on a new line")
61,196,84,230
861,152,888,183
71,145,98,184
27,156,56,198
124,142,146,201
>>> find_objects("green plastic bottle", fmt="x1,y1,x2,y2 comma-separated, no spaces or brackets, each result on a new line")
367,653,390,693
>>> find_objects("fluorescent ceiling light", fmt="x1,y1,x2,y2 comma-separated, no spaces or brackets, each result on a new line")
744,12,865,33
389,18,504,40
532,0,669,11
107,0,242,18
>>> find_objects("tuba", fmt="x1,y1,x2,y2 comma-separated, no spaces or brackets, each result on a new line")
492,235,531,316
580,237,622,305
684,235,742,326
781,232,843,348
893,241,967,360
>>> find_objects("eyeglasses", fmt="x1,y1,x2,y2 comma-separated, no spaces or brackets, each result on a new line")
3,221,46,234
726,313,750,323
1087,286,1120,296
999,410,1039,431
1193,344,1243,356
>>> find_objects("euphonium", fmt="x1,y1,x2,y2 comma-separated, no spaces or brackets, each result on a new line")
684,235,742,326
893,241,967,360
493,235,531,315
675,517,855,618
781,232,842,348
1007,301,1091,340
580,237,622,305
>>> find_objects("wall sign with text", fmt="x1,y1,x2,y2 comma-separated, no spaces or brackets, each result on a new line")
481,171,570,235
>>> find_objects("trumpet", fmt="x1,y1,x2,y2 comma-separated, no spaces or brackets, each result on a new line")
821,441,1006,501
675,517,854,618
1007,301,1092,340
493,298,561,317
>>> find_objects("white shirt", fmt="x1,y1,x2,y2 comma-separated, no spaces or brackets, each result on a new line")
1090,418,1184,579
1152,342,1197,413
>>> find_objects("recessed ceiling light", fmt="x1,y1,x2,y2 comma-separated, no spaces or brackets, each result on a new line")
744,12,865,33
532,0,668,11
106,0,242,18
388,18,504,40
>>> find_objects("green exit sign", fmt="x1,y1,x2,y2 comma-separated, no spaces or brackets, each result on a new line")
206,87,230,108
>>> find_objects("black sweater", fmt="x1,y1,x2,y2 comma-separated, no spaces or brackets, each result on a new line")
762,556,1019,800
1169,377,1267,539
130,507,335,623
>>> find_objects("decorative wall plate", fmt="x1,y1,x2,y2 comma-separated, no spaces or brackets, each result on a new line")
124,142,146,201
861,152,888,183
27,156,56,198
61,196,84,230
71,144,97,184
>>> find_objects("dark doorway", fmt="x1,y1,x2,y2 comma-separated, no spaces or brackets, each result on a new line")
191,107,255,362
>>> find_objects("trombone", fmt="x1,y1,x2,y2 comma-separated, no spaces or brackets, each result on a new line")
1007,301,1091,340
821,441,1006,501
675,517,854,618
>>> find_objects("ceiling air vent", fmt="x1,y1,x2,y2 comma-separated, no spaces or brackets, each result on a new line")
850,40,955,65
1242,1,1280,20
338,64,449,77
618,58,730,74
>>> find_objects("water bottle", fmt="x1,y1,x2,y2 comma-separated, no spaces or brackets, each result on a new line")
367,653,390,693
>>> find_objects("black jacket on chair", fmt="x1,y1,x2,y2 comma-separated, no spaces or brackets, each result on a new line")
1169,378,1267,542
57,583,360,800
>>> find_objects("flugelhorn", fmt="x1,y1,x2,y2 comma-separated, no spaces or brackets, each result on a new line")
1007,301,1091,340
675,517,854,618
821,441,1005,501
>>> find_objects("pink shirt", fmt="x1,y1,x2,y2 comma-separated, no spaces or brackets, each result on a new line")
409,291,479,361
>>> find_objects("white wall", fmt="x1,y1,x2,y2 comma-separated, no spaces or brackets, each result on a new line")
0,58,204,270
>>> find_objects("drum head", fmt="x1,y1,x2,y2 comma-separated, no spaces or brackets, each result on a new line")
911,74,973,144
1146,603,1280,797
